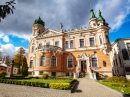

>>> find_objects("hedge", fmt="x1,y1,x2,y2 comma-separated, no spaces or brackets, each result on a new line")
0,78,77,90
0,79,49,88
49,83,71,90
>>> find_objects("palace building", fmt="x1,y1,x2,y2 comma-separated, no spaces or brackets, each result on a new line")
27,9,112,79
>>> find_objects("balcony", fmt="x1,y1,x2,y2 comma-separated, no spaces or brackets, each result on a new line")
35,45,62,51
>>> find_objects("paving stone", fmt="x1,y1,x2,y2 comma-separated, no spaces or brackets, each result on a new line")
0,78,121,97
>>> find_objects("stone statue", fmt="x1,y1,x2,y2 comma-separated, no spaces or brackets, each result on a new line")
60,23,63,29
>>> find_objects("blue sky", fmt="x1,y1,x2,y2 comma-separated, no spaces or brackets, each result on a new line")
0,0,130,58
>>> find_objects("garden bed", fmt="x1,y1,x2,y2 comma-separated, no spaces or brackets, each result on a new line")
0,77,77,91
96,76,130,96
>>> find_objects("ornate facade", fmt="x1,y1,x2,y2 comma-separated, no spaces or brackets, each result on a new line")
110,38,130,79
27,9,112,78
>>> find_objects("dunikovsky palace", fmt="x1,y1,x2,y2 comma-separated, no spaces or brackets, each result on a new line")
27,8,113,79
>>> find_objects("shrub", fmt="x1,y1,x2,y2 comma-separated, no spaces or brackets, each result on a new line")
42,74,48,79
49,83,71,90
0,71,7,77
103,76,128,83
34,76,39,79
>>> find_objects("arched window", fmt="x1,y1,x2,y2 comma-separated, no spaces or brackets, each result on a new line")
122,49,129,60
51,56,56,67
105,35,109,43
40,56,45,66
67,55,73,68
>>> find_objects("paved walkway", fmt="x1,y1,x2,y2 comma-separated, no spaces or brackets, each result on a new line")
0,78,122,97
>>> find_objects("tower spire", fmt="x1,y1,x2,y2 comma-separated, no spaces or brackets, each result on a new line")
90,2,96,19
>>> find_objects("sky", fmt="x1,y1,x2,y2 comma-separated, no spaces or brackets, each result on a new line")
0,0,130,58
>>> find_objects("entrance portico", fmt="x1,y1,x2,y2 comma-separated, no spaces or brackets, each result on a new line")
77,53,90,75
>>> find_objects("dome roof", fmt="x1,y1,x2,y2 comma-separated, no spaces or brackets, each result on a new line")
97,10,105,22
33,17,45,26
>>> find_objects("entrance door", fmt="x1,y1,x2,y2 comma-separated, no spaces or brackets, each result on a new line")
81,60,87,72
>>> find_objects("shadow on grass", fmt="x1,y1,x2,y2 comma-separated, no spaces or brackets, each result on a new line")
71,81,82,93
123,94,130,97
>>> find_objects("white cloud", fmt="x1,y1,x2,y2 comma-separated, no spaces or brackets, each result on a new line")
0,33,9,42
94,0,130,32
0,43,28,58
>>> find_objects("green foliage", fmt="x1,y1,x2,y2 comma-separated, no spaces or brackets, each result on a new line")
0,0,16,22
42,74,48,79
0,71,7,77
103,76,128,83
22,56,28,76
13,47,25,73
97,81,130,95
49,83,71,90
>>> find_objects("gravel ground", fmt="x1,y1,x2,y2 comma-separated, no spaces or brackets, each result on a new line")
0,78,121,97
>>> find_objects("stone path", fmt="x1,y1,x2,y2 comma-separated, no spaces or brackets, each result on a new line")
0,78,122,97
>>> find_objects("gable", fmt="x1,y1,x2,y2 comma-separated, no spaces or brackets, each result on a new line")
38,29,63,38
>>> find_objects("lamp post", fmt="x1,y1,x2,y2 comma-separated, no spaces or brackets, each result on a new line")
10,60,14,77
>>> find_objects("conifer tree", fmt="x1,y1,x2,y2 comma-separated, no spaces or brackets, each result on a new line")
22,56,28,76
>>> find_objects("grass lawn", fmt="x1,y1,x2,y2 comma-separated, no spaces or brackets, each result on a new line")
15,78,72,84
97,81,130,96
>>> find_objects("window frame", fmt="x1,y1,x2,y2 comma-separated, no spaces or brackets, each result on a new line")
55,41,59,47
70,40,74,48
92,58,97,67
40,56,45,66
51,56,57,67
31,46,35,52
65,41,68,48
99,35,103,45
105,35,110,44
30,60,33,68
89,38,95,46
79,39,84,47
67,55,73,68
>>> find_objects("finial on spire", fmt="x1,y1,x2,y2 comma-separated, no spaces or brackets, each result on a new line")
90,1,92,9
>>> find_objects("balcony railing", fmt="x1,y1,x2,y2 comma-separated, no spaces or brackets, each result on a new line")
35,45,62,51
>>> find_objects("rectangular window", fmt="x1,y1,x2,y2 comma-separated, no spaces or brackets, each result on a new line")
65,41,68,48
66,73,69,76
39,71,43,75
70,40,74,48
32,46,34,52
39,43,42,47
99,35,103,44
127,43,130,56
92,58,97,67
30,60,33,68
80,39,84,47
46,42,50,45
90,38,95,46
55,41,59,46
68,59,73,68
52,72,56,76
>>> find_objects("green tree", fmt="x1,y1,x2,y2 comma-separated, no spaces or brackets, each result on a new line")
22,56,28,76
0,0,16,22
13,47,25,73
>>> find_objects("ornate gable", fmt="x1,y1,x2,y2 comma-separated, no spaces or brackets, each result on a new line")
37,29,63,38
